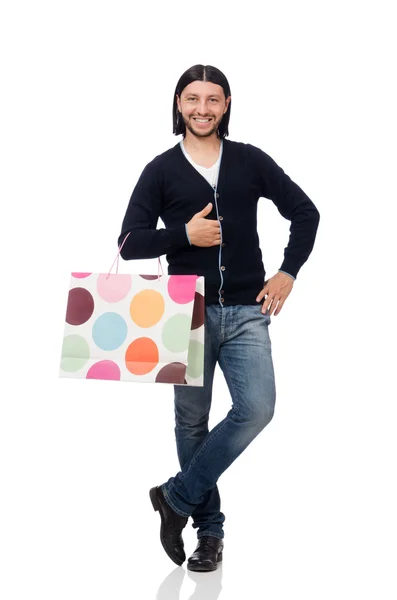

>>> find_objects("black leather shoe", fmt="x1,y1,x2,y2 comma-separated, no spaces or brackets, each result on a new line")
187,536,224,571
149,485,189,566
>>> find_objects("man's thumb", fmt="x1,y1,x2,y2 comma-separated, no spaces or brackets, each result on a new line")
198,202,212,216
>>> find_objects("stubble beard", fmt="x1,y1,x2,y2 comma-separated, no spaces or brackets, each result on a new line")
184,115,220,138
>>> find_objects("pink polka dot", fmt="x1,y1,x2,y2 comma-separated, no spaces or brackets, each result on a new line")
97,273,132,303
86,360,121,380
168,275,197,304
72,272,92,278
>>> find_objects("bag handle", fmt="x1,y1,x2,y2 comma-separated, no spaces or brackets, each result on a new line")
106,232,164,280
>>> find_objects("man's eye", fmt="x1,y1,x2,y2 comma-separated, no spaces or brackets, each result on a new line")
186,97,218,102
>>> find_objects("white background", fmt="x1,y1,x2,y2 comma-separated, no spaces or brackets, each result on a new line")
1,1,396,598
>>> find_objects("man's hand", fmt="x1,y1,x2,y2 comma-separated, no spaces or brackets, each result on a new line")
186,203,221,247
256,272,294,316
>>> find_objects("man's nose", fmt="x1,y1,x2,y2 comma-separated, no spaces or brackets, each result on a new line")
197,101,210,114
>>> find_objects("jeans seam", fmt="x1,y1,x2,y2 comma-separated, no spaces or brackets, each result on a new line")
180,416,230,480
219,347,240,412
176,348,239,491
162,485,190,518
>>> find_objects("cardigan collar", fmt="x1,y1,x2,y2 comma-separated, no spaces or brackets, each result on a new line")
173,137,231,194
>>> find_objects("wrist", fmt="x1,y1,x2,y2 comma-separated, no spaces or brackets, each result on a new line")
278,269,296,281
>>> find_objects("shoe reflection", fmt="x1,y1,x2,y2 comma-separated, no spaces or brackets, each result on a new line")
156,563,223,600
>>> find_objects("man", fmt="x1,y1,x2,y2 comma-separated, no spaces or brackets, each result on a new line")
118,64,320,571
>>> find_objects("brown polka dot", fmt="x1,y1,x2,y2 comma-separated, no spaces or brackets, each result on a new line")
191,292,205,330
155,362,187,384
66,287,94,326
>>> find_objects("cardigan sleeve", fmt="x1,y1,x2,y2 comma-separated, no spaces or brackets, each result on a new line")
247,144,320,279
117,160,190,260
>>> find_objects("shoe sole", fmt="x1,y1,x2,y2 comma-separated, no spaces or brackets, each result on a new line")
187,552,223,572
149,487,184,567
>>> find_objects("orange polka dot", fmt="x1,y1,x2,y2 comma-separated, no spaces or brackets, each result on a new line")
129,290,165,328
125,337,159,375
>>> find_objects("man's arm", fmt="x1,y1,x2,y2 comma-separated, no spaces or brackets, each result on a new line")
118,160,191,260
247,144,320,279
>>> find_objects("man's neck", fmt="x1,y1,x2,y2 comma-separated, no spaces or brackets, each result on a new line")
182,132,221,155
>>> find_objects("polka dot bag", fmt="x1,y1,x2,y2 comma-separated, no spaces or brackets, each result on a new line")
59,232,205,386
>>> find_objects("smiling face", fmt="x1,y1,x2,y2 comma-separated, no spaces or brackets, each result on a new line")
176,81,231,139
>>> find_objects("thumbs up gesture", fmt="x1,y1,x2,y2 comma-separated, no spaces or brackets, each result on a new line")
186,203,221,247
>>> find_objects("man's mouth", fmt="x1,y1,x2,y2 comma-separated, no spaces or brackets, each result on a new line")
193,118,212,124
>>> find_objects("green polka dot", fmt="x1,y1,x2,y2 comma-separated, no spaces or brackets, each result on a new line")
162,314,191,353
61,335,90,372
187,340,204,379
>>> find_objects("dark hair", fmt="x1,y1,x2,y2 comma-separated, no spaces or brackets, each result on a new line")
172,64,231,139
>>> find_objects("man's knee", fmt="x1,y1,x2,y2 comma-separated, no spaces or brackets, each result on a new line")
231,399,275,431
246,401,275,431
259,402,275,429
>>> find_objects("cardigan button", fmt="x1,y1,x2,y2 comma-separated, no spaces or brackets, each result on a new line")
221,266,225,271
220,298,224,303
222,242,226,247
216,193,219,198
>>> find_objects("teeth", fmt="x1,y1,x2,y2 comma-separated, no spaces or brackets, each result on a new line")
194,118,210,122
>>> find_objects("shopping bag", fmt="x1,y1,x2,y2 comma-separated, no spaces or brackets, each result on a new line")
59,232,205,386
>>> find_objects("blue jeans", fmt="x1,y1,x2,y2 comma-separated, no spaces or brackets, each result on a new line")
162,304,276,540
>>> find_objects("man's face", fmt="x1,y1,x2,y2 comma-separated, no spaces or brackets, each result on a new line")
176,81,231,139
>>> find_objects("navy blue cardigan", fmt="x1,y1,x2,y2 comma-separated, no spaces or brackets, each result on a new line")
118,138,320,306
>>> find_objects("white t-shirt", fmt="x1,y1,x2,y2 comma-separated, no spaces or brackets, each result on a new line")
180,139,222,190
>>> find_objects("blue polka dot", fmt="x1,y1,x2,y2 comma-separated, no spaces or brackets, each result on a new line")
92,312,128,351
